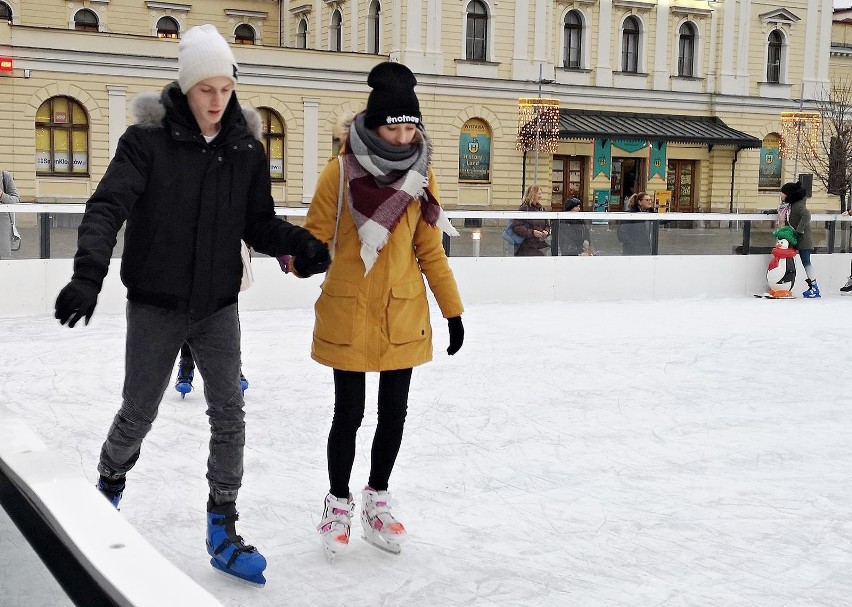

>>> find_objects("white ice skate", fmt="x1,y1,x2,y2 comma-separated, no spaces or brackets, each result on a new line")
360,486,407,555
318,493,354,562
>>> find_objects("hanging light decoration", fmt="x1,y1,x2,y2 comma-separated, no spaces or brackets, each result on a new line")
516,97,561,153
779,111,821,159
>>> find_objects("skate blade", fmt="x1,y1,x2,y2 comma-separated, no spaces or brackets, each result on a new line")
209,558,266,587
362,534,403,555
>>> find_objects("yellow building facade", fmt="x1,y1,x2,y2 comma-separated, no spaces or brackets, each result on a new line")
0,0,839,211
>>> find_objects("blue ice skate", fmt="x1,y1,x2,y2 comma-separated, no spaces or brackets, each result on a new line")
206,510,267,587
803,279,821,298
96,477,125,509
174,360,194,398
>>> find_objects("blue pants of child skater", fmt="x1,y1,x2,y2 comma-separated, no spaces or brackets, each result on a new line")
98,301,245,507
799,249,816,281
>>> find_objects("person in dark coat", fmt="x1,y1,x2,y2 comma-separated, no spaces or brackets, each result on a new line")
617,191,655,255
558,195,594,256
782,181,820,297
513,185,551,256
53,24,331,586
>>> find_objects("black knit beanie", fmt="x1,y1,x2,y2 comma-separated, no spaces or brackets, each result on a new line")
364,62,421,130
780,181,807,203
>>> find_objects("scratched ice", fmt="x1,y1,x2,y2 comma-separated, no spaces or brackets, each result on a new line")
1,297,851,606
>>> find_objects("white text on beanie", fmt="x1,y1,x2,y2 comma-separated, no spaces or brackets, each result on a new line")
177,24,238,94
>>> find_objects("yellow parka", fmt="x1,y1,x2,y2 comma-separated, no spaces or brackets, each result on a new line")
303,155,464,372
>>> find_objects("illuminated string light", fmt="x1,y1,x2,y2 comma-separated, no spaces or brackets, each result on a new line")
516,97,561,153
779,111,821,160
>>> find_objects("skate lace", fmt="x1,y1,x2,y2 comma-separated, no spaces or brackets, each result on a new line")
211,513,258,568
318,496,354,532
363,493,399,527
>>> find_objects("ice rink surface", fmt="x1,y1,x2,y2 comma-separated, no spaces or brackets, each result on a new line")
1,296,851,606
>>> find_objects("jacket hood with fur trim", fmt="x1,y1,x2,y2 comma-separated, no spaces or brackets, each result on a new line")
129,84,262,141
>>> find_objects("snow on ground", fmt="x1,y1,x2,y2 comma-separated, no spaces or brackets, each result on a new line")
1,297,852,606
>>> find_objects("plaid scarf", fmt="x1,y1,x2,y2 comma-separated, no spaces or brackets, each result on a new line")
345,113,457,274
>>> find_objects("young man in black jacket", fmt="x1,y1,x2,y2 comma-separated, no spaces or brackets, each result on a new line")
54,24,330,587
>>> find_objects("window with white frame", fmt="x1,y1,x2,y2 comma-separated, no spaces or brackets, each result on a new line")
466,0,488,61
235,24,256,45
621,16,640,73
677,22,696,77
74,8,99,32
563,10,583,69
367,0,381,54
0,2,12,22
257,108,286,181
330,9,342,51
766,30,783,83
297,18,308,49
156,16,179,39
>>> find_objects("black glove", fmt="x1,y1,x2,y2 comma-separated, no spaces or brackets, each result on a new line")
292,238,331,278
447,316,464,355
55,278,100,328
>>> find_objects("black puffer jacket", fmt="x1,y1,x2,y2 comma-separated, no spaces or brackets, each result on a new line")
72,82,315,319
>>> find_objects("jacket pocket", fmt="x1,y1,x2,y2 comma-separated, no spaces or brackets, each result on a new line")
387,280,428,345
315,279,359,345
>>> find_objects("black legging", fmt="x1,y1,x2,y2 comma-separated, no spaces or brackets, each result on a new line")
328,368,412,499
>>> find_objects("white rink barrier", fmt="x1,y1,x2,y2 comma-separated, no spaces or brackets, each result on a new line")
1,253,851,319
0,404,223,607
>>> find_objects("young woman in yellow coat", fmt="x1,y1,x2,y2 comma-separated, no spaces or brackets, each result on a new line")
301,62,464,560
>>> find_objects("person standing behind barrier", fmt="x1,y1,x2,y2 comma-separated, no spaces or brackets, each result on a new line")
0,169,20,258
617,191,654,255
782,181,820,298
558,194,594,256
513,185,551,256
303,62,464,561
52,24,331,587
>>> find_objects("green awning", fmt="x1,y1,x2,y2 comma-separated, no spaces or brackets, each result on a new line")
559,109,762,148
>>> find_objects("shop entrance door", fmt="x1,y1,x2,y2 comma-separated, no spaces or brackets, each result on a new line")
666,160,696,212
552,156,587,210
610,158,645,210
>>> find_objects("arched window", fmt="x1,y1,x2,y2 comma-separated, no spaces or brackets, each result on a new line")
367,1,381,54
564,11,583,69
257,108,286,181
297,18,308,49
234,24,256,45
74,9,99,32
0,2,12,23
767,30,783,83
35,96,89,175
156,16,179,39
621,16,640,73
466,0,488,61
677,22,696,77
330,10,342,51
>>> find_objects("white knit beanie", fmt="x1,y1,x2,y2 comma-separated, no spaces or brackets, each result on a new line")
177,24,238,93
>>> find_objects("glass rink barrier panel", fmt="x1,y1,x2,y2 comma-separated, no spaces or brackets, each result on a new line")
444,211,852,257
2,205,852,259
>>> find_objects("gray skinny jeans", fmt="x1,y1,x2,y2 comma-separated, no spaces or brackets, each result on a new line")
98,301,245,507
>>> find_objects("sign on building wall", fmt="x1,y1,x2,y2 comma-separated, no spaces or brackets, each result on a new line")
458,118,492,182
759,133,782,190
594,139,612,178
649,142,667,180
